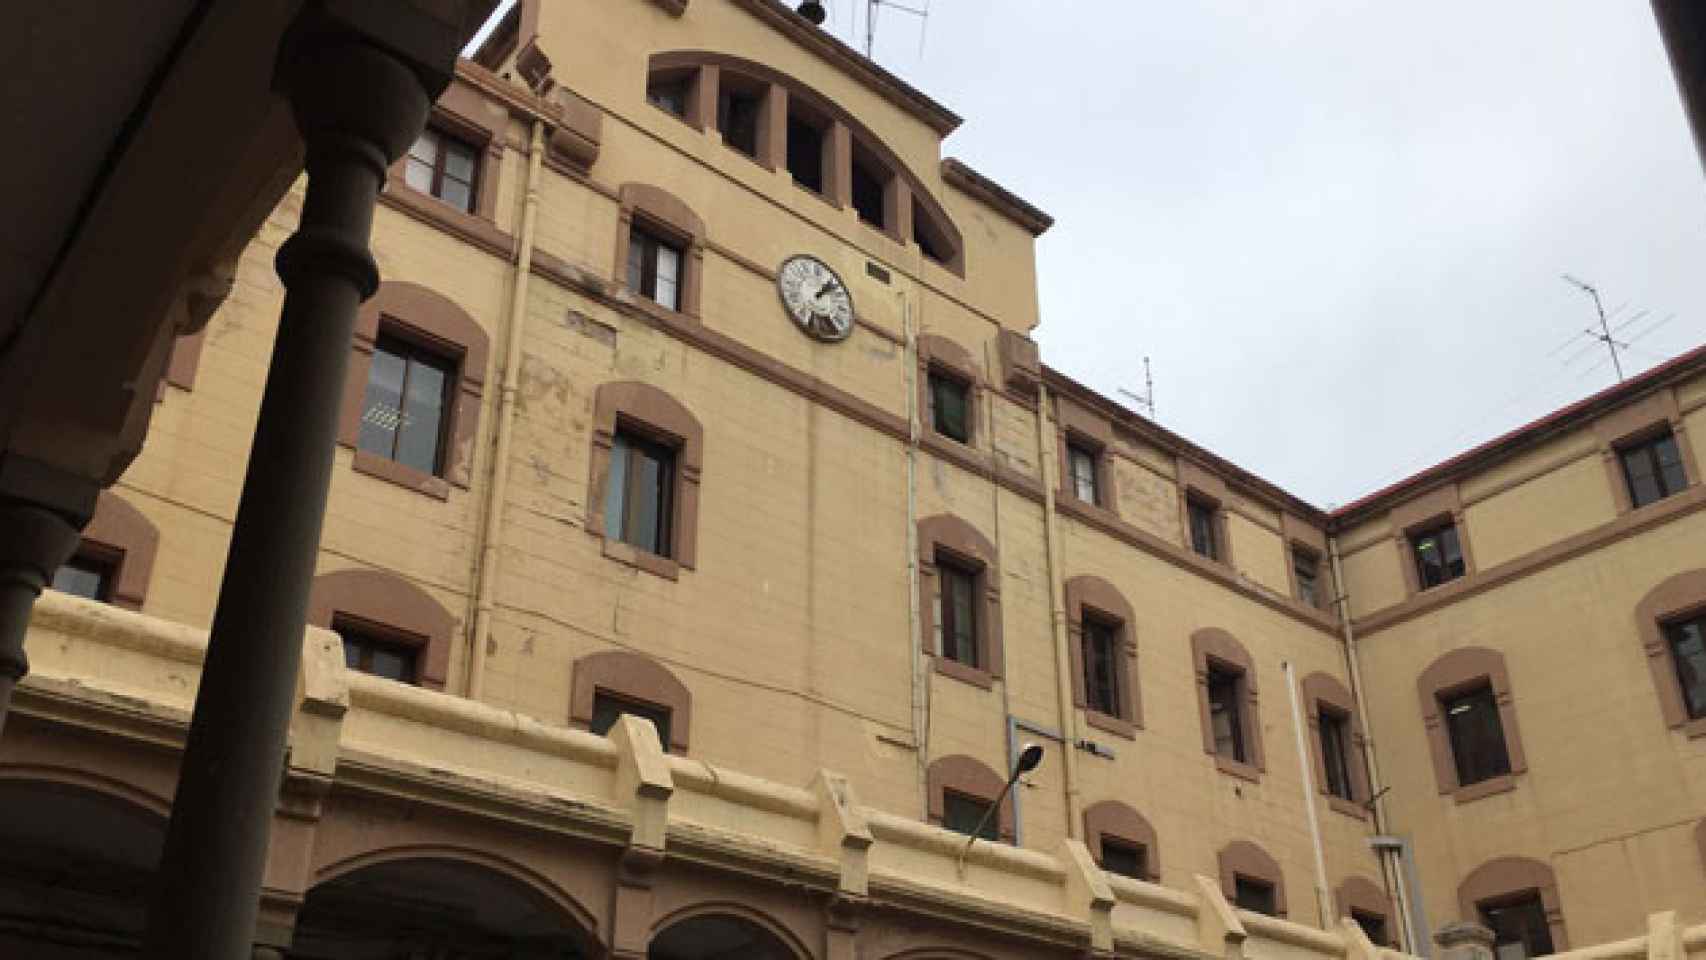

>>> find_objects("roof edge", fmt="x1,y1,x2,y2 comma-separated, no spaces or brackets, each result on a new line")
942,158,1055,237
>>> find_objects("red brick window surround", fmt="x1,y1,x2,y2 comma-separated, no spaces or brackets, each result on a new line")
925,755,1013,842
613,183,706,320
1300,672,1371,819
1218,840,1287,917
586,381,705,581
386,78,505,226
916,334,981,449
51,491,158,612
1191,628,1264,781
569,650,692,754
1594,390,1701,516
916,515,1004,689
1635,569,1706,738
1458,856,1568,956
1336,877,1395,947
1416,647,1527,802
336,282,490,500
1064,575,1142,738
308,569,455,691
1054,394,1117,515
1082,800,1160,882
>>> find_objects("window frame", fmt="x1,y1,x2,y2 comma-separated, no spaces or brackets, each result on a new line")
626,222,686,312
1218,840,1287,918
1458,857,1568,957
1417,647,1527,802
53,491,157,612
914,335,982,452
1301,672,1370,819
1442,681,1513,788
1336,877,1395,948
1083,801,1160,882
384,83,503,226
1410,521,1468,590
357,331,458,479
332,613,424,685
1291,545,1323,608
935,551,982,670
926,755,1013,842
588,381,705,580
570,650,693,753
1594,392,1700,516
1618,428,1688,509
309,569,455,691
1391,486,1477,598
1054,396,1120,516
1067,441,1101,507
403,125,481,214
1635,570,1706,737
917,515,1004,689
605,424,679,559
52,547,119,604
613,183,706,320
927,367,973,445
590,689,674,751
1193,628,1264,780
1187,496,1222,561
1064,576,1142,737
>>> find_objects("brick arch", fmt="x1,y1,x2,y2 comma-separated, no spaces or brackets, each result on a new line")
1065,575,1142,736
568,649,693,753
649,901,812,960
1634,569,1706,734
925,754,1013,840
916,514,1004,686
586,380,706,574
1218,840,1286,916
1458,856,1568,952
1416,646,1526,799
1300,671,1371,816
338,280,491,491
1335,876,1394,940
77,489,160,610
1190,627,1264,774
308,569,455,690
1082,799,1160,880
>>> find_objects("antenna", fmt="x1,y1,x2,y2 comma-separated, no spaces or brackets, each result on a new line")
863,0,929,59
1118,356,1157,420
1561,274,1625,382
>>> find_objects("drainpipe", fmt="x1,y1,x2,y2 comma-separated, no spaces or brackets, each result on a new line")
465,119,545,701
1329,535,1422,955
1284,659,1335,928
1035,382,1083,838
902,292,929,816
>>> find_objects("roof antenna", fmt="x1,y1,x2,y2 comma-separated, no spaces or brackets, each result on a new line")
864,0,929,59
1119,356,1157,421
1561,274,1625,382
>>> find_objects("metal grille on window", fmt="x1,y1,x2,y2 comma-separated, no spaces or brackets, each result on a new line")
1443,683,1511,786
357,335,453,476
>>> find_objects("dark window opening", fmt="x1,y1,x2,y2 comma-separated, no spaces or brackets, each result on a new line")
786,110,826,193
403,126,479,213
1293,547,1321,606
1666,614,1706,721
913,197,953,265
937,553,981,668
1352,910,1390,947
605,426,677,558
1411,522,1466,589
1443,682,1511,787
334,617,420,684
591,690,673,749
1619,429,1687,509
942,790,998,840
1207,663,1247,764
1082,614,1122,717
1188,497,1220,561
716,82,763,157
851,146,888,229
1481,893,1555,960
647,71,691,118
1068,441,1100,505
626,223,684,311
357,333,455,477
1233,877,1277,916
52,550,118,603
929,369,972,444
1100,837,1147,881
1319,706,1355,802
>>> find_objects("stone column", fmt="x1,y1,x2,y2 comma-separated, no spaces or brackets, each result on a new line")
139,28,432,960
0,499,82,737
1435,922,1495,960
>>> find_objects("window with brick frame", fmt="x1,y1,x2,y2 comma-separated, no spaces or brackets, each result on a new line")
1636,571,1706,736
591,690,673,749
936,553,981,669
1219,840,1287,917
1411,521,1467,589
926,755,1012,842
1194,628,1264,779
1083,799,1160,882
1188,496,1220,561
1618,428,1689,509
1068,440,1101,506
51,491,158,611
570,650,693,754
333,615,423,685
929,368,972,444
403,126,480,214
626,222,684,312
588,381,705,580
1066,576,1141,737
918,515,1004,689
1460,857,1567,958
1418,647,1528,801
1293,546,1322,607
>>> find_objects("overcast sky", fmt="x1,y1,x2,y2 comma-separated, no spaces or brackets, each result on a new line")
475,2,1706,508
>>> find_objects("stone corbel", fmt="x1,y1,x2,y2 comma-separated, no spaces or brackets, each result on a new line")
289,625,351,787
998,328,1041,397
1194,874,1248,960
609,713,673,960
547,87,603,169
813,769,873,898
1060,838,1116,956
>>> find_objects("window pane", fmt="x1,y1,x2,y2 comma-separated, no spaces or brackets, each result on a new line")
1084,618,1121,716
395,354,449,475
1101,838,1146,880
358,345,408,459
943,792,998,840
1320,710,1354,801
443,141,476,182
1353,911,1389,947
1668,617,1706,720
627,234,647,293
1655,434,1687,497
1208,667,1245,763
940,562,979,667
1482,894,1554,960
1622,445,1663,508
1234,878,1276,916
1189,501,1218,560
404,156,435,194
408,132,439,166
1445,684,1511,786
653,243,681,311
335,622,419,685
437,176,472,213
52,557,110,601
931,373,970,443
648,79,688,116
621,439,673,556
606,433,631,543
1070,446,1098,503
1294,550,1319,605
1414,525,1465,588
368,648,411,682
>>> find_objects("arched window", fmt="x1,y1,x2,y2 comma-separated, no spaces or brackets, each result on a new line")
1300,672,1370,817
916,515,1004,688
1336,876,1395,947
51,491,159,611
587,381,705,579
1417,647,1527,802
1191,628,1263,779
917,335,981,448
308,569,456,690
1082,800,1158,881
615,182,707,318
1459,856,1567,958
569,650,692,754
1065,575,1141,736
1218,840,1286,917
1634,569,1706,737
925,755,1011,842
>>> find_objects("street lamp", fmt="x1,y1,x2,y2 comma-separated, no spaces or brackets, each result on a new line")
955,743,1044,876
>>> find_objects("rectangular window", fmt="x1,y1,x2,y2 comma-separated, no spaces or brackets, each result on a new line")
1068,442,1100,505
334,619,419,684
1207,664,1247,764
1188,497,1220,561
1082,615,1122,717
357,334,454,476
1481,894,1555,960
590,690,673,749
929,370,972,444
626,224,684,311
1100,838,1147,881
647,73,690,118
937,554,981,668
851,149,888,229
942,790,998,840
1319,706,1355,802
1443,682,1512,787
786,110,826,193
1411,522,1466,589
605,428,677,557
52,552,115,602
914,196,953,265
1233,877,1277,916
1620,430,1688,509
1666,614,1706,721
716,84,763,157
1353,911,1390,947
1293,547,1321,607
403,127,478,213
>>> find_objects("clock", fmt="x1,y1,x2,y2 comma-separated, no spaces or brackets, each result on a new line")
777,254,855,342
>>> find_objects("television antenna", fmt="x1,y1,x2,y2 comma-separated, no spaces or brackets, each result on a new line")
1560,274,1625,382
1118,357,1156,420
864,0,930,59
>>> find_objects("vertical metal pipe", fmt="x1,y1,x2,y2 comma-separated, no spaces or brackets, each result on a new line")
901,291,929,817
1035,383,1083,838
1284,659,1334,928
141,35,429,960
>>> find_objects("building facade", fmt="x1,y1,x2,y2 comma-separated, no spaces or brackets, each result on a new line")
2,1,1704,957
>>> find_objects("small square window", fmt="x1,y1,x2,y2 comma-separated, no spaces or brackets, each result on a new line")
1411,522,1466,589
1619,429,1688,509
358,334,455,477
937,553,981,668
1443,682,1512,787
1068,441,1101,506
1100,837,1147,880
1233,877,1277,916
942,790,998,840
1188,497,1219,561
591,690,673,749
334,618,420,684
605,427,677,558
52,551,116,603
1352,910,1390,947
1082,615,1122,717
1207,664,1247,764
1665,614,1706,721
929,370,972,444
1319,706,1355,802
1481,893,1555,960
626,224,684,311
404,127,479,214
647,73,690,118
1293,547,1321,607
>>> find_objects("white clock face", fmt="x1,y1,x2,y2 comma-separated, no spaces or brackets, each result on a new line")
777,255,855,342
